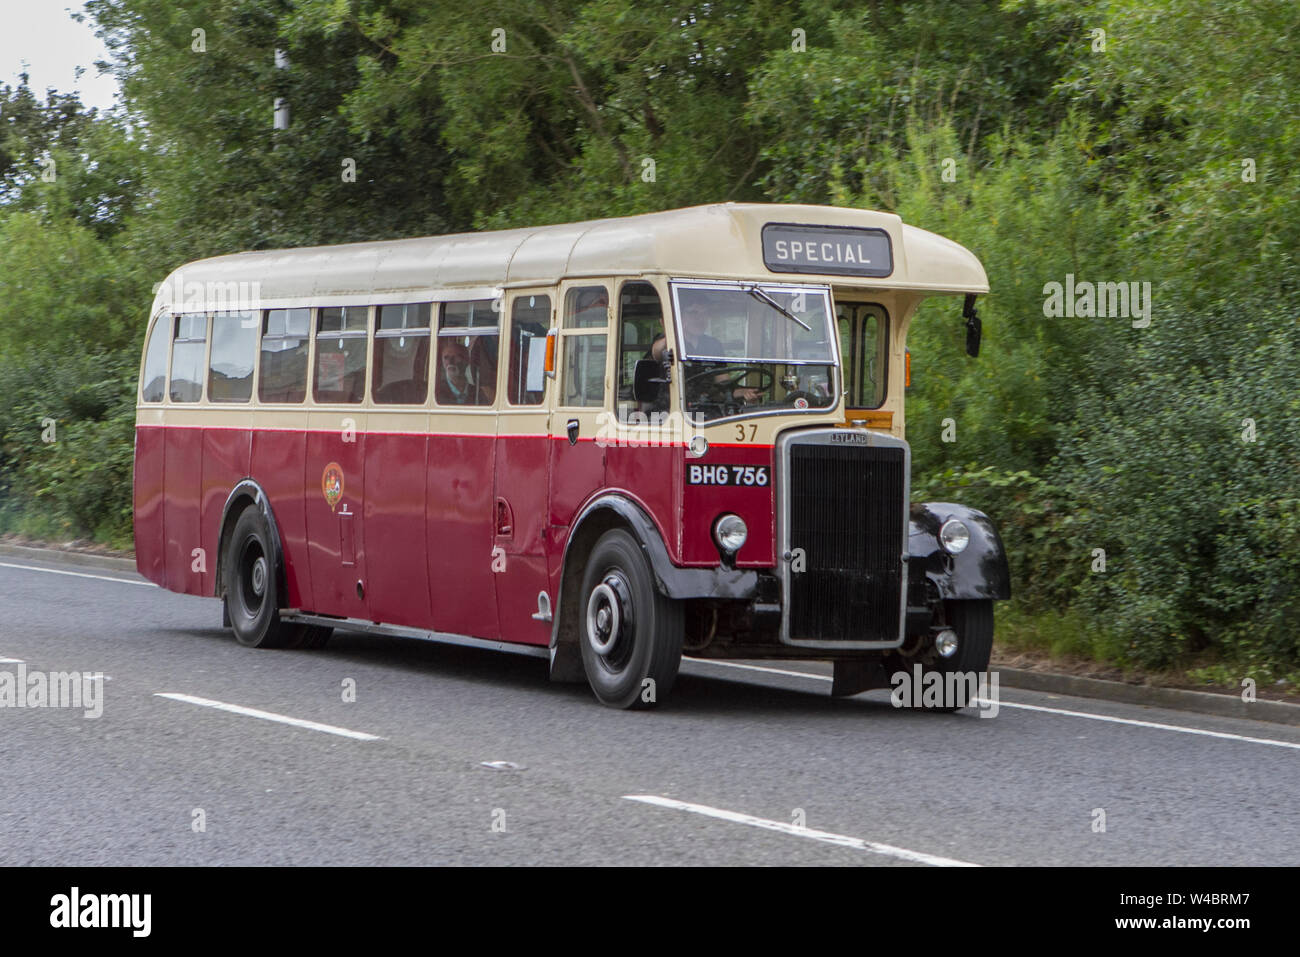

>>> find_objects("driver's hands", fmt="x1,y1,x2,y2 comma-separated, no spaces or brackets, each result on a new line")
733,387,761,402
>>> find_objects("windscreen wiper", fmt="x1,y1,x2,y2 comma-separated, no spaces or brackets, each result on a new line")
744,284,812,332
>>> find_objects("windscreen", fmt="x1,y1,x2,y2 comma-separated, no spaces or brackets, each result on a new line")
671,281,838,424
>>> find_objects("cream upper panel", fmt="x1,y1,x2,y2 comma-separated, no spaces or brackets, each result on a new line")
148,203,988,317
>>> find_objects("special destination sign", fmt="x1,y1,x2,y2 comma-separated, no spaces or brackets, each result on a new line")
761,223,893,278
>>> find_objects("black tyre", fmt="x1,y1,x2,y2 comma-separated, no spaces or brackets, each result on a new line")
578,529,683,709
919,599,994,711
224,506,306,649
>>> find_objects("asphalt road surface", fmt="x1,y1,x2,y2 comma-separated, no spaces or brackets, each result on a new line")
2,555,1297,866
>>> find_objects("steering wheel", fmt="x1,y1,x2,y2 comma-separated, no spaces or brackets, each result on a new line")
684,365,775,398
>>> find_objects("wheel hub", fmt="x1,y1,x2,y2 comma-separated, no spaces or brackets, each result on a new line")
236,540,268,619
251,556,268,598
586,573,633,659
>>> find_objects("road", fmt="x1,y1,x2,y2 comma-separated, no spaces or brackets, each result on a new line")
2,555,1297,866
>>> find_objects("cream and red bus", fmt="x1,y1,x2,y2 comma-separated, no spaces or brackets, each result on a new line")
133,203,1009,709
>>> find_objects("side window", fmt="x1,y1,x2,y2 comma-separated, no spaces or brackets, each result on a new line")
258,308,311,403
314,306,369,404
506,294,550,406
858,304,886,408
560,285,608,408
836,306,857,405
169,313,208,403
141,315,170,403
435,299,498,406
837,303,887,408
616,281,666,422
372,303,431,405
208,311,258,403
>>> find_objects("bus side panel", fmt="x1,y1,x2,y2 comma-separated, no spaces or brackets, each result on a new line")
133,424,167,588
200,425,251,597
249,427,310,610
545,432,607,607
163,425,204,595
363,430,431,629
604,445,682,563
548,435,604,529
493,432,551,646
304,424,368,620
680,444,777,567
427,433,497,638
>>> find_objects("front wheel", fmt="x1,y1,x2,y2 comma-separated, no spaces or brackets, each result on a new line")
917,599,994,712
578,529,683,709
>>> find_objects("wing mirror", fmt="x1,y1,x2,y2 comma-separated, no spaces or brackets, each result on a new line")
632,358,670,403
963,294,982,358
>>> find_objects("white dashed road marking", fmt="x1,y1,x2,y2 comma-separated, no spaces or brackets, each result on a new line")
9,558,1296,752
0,561,153,587
624,794,980,867
155,693,383,741
694,659,1300,751
976,698,1300,751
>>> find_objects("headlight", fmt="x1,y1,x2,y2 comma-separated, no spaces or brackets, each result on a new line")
939,518,970,554
713,514,748,553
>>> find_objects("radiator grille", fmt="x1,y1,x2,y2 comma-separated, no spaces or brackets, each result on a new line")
786,443,905,643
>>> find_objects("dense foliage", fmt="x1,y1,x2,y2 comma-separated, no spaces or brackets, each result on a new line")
1,0,1296,676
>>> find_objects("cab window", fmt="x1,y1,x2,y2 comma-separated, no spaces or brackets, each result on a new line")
560,286,608,408
616,281,666,422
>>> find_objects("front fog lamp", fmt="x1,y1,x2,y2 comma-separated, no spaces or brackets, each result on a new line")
713,514,748,553
939,518,970,555
935,629,959,658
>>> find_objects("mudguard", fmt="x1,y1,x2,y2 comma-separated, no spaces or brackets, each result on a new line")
566,494,758,601
215,479,289,605
908,502,1011,601
549,493,758,682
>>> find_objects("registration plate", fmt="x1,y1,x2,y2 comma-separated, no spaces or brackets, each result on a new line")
686,464,770,487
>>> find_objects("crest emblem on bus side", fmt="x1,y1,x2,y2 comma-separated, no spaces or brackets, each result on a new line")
322,462,344,511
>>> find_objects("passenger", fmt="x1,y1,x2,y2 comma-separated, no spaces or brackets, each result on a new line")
438,340,475,404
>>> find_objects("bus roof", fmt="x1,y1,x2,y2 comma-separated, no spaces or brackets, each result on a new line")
150,203,988,315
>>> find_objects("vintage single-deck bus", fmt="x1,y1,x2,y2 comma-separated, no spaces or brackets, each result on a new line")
134,203,1009,709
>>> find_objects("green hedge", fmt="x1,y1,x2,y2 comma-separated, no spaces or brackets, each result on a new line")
0,350,137,546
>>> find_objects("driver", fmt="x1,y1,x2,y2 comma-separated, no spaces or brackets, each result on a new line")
679,301,762,404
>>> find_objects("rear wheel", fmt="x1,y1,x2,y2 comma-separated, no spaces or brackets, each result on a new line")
578,529,683,709
224,506,308,649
